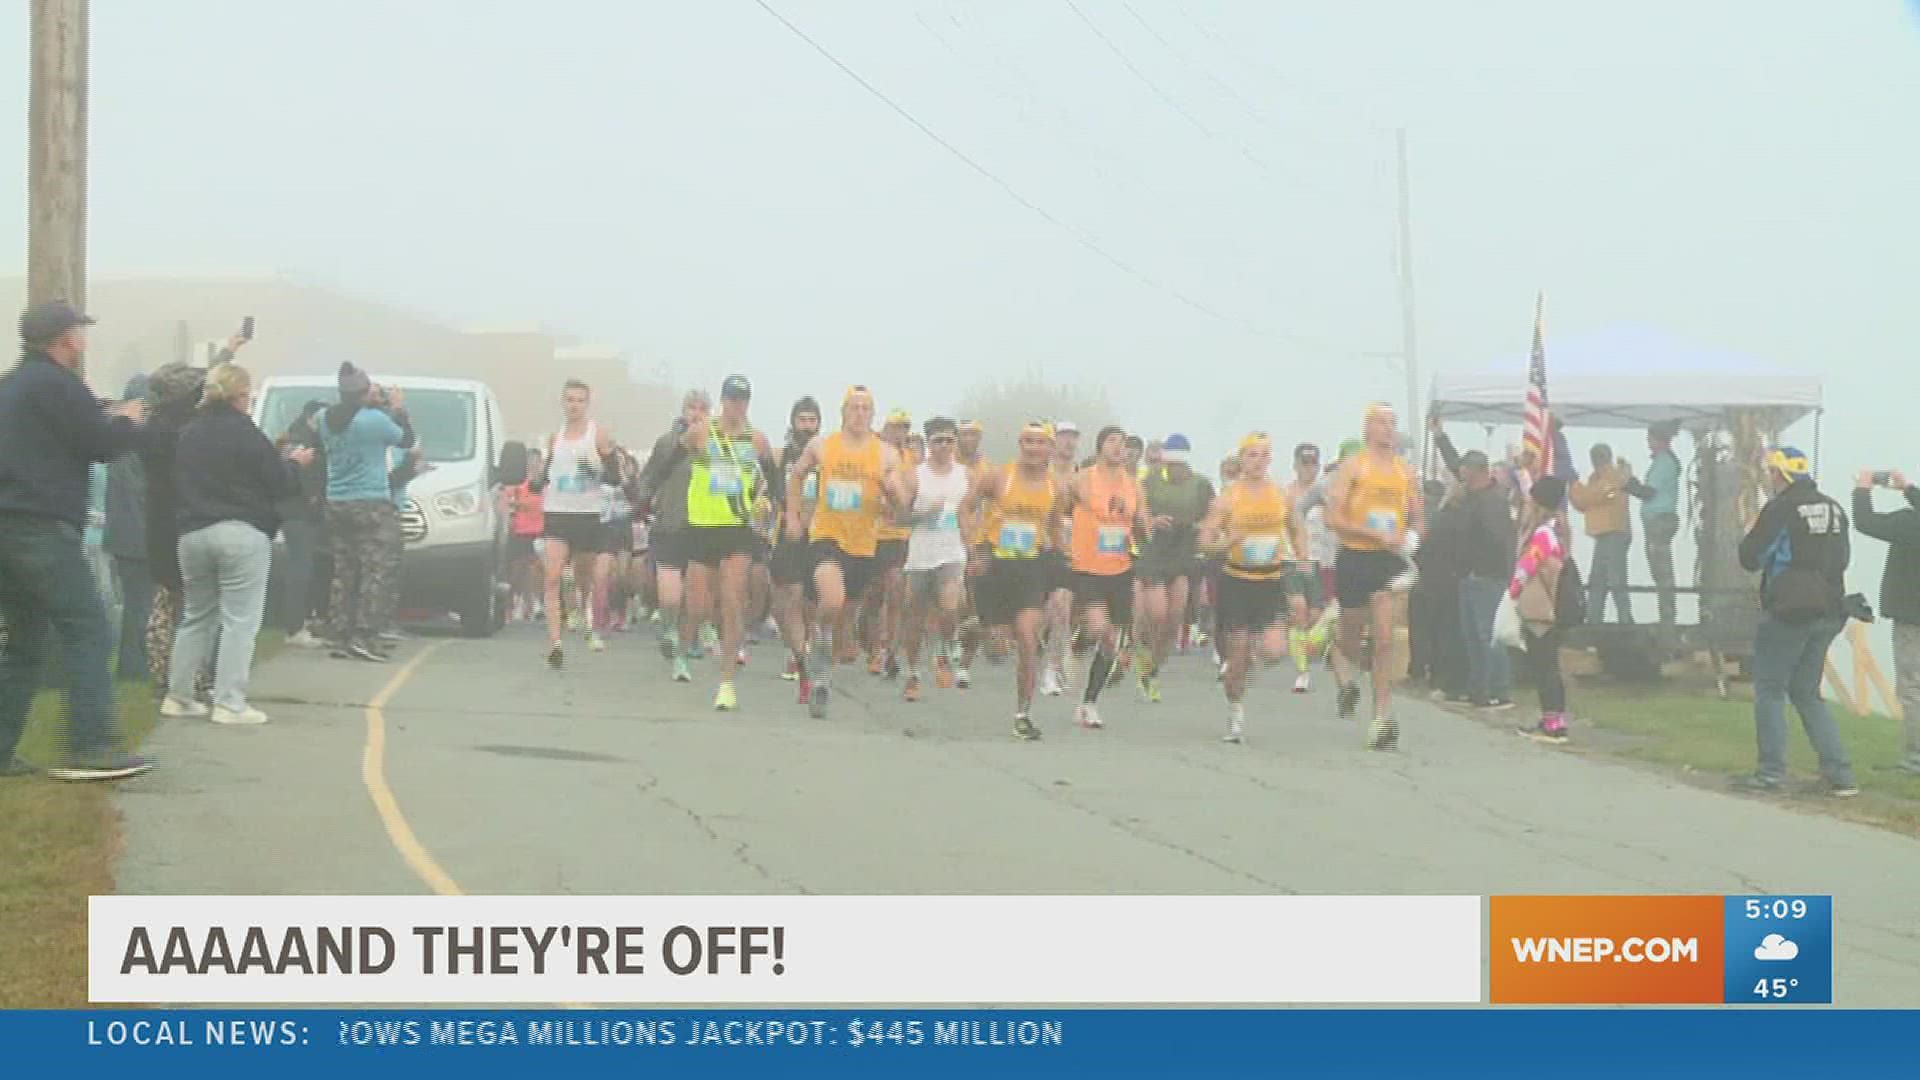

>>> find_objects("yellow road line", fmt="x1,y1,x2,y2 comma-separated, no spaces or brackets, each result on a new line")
360,641,464,896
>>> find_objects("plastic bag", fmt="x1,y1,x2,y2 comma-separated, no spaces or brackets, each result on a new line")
1491,591,1525,650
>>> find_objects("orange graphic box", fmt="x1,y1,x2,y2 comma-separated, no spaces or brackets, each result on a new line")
1490,895,1725,1004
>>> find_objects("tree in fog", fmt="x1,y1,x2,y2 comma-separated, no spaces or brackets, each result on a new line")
954,377,1119,460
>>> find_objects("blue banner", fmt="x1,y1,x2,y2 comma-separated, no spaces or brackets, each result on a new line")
11,1009,1919,1077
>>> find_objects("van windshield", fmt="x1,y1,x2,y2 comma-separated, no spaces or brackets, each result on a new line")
258,386,477,464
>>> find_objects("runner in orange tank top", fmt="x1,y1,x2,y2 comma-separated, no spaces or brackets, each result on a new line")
1064,426,1157,731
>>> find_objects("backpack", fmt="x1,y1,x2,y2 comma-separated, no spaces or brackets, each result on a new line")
1556,553,1586,629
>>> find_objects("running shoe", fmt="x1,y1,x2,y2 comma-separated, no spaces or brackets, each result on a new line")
700,625,720,651
781,657,801,681
903,674,922,703
714,682,737,712
954,667,973,689
587,632,607,653
934,656,956,689
547,641,564,670
1337,682,1361,719
671,656,692,683
884,652,901,680
1368,713,1399,751
1039,668,1065,697
1075,703,1103,729
808,683,830,719
1012,713,1041,741
1141,675,1161,704
657,627,677,661
1223,702,1246,744
1521,723,1569,745
868,651,885,676
160,696,209,719
685,641,708,661
1292,671,1312,694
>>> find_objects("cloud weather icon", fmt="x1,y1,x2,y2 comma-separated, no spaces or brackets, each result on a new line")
1754,934,1800,961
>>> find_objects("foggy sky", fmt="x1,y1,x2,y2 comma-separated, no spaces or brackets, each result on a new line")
2,0,1917,468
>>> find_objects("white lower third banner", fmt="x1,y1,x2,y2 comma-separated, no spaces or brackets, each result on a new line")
90,895,1483,1004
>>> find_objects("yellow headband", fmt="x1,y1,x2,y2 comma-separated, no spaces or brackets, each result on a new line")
885,408,911,426
1365,401,1396,423
1239,432,1272,453
843,385,874,407
1021,422,1053,440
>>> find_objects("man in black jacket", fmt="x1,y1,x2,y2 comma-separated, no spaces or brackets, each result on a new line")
0,301,152,780
1853,468,1920,775
1454,450,1518,710
1735,447,1855,796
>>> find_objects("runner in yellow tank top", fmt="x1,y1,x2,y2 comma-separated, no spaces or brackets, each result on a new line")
1063,426,1156,730
1198,433,1313,743
963,422,1066,740
1038,420,1082,698
864,408,916,678
784,386,901,719
1326,402,1426,750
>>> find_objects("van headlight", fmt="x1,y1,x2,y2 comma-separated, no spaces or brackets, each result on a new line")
434,483,485,518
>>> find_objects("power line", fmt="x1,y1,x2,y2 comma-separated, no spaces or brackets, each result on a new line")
750,0,1357,357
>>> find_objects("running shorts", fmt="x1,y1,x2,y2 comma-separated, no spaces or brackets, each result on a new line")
874,538,909,573
688,524,759,567
1288,567,1324,609
1071,568,1135,628
810,539,878,604
907,560,966,606
543,511,610,554
771,538,814,587
1041,549,1072,594
1138,530,1198,586
507,534,538,563
1216,574,1287,632
652,526,690,572
1335,546,1402,609
978,557,1050,627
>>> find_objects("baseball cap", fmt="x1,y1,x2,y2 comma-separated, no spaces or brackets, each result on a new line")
1054,420,1079,435
1767,446,1812,479
1161,433,1191,464
721,375,752,400
19,299,94,346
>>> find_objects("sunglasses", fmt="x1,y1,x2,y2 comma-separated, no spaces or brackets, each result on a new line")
929,435,956,445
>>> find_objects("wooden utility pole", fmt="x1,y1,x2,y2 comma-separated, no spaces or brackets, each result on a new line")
1394,127,1419,423
27,0,89,333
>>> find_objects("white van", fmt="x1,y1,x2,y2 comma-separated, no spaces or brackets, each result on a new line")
254,375,521,637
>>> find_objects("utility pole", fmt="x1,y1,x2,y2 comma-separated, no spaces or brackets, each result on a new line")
1394,127,1419,424
27,0,89,357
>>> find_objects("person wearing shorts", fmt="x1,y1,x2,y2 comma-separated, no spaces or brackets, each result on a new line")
635,389,707,682
682,374,779,713
1199,433,1313,744
1285,441,1348,694
1135,432,1213,702
534,380,618,669
890,416,972,702
769,396,824,701
866,408,916,676
1064,425,1152,730
964,422,1065,740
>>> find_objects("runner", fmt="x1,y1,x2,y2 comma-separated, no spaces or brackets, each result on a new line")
505,449,544,623
635,389,708,682
1134,433,1213,703
889,416,972,703
786,385,902,719
1040,420,1082,695
867,408,916,678
1065,426,1155,730
533,379,618,670
771,396,823,703
1199,433,1313,743
953,419,993,686
682,375,779,712
1326,402,1425,749
963,421,1066,740
1285,442,1350,694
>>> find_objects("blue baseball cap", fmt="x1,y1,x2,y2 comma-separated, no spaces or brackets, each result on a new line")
1163,433,1191,452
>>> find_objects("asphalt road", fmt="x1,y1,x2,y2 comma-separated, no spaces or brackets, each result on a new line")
116,623,1920,1005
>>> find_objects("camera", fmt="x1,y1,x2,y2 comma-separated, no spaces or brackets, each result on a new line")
1843,592,1875,624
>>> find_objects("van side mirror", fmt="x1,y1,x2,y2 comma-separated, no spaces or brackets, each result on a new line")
495,440,529,486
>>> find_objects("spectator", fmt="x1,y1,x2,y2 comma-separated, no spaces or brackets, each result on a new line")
1571,443,1633,625
1455,450,1517,710
275,400,330,647
1510,475,1570,743
103,374,153,678
0,300,151,780
1854,469,1920,775
1408,474,1467,699
162,363,311,725
322,363,412,662
1626,421,1683,628
1735,447,1855,797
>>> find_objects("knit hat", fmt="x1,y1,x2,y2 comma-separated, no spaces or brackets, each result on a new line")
338,362,372,402
1530,474,1567,511
1767,446,1812,479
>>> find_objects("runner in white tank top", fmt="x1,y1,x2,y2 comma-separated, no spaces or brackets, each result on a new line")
536,381,618,669
886,418,973,701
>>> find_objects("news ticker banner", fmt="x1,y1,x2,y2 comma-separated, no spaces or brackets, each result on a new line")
89,894,1832,1006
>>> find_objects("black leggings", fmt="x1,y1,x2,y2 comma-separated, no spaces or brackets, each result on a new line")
1523,626,1565,714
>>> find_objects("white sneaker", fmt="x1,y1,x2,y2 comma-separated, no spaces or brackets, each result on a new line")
587,632,607,653
1292,671,1311,694
211,706,268,726
1075,703,1103,729
954,667,972,689
286,629,324,649
1223,702,1246,744
160,696,209,719
1040,668,1064,697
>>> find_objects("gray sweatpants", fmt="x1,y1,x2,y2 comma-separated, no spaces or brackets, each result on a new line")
1895,621,1920,771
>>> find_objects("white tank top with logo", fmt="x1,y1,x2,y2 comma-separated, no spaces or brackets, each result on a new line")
544,421,607,516
905,460,970,571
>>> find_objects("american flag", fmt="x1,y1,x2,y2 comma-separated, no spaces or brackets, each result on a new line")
1522,293,1552,476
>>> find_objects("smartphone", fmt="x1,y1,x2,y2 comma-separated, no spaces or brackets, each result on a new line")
1872,471,1894,487
239,316,255,341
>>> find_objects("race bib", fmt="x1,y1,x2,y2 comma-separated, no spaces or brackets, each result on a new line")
936,507,961,531
1097,525,1129,554
997,522,1039,556
708,464,743,496
1240,535,1281,566
553,472,584,495
1366,510,1400,537
802,475,819,503
826,480,863,513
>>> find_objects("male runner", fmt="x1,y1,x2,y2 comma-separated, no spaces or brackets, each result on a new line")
1135,432,1212,702
1066,426,1157,729
772,396,823,703
682,375,779,712
786,386,901,719
532,379,619,670
1040,420,1082,695
1284,442,1348,693
867,408,916,677
1198,433,1313,742
1326,402,1425,750
952,419,994,686
963,422,1065,740
890,417,972,702
635,389,708,682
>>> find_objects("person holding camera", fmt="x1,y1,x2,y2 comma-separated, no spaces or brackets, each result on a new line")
1735,447,1856,797
321,363,413,662
1853,468,1920,775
